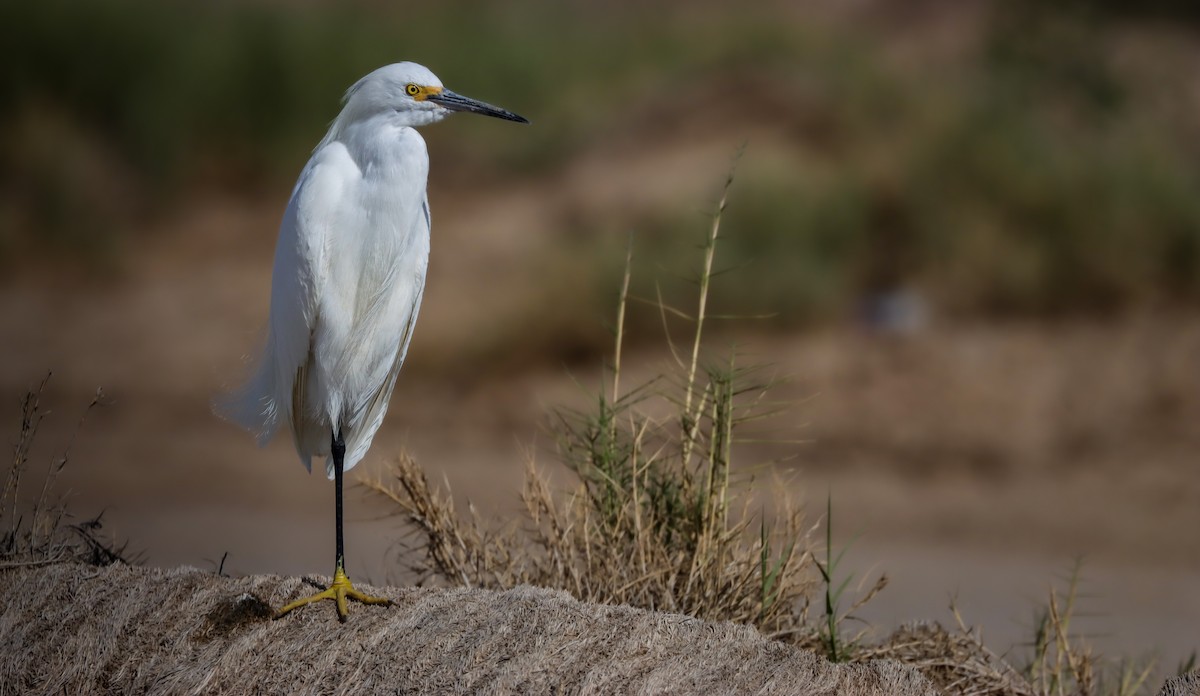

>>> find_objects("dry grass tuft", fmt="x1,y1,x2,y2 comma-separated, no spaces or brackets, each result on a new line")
370,451,816,638
1018,564,1159,696
853,569,1180,696
865,620,1035,696
0,374,133,570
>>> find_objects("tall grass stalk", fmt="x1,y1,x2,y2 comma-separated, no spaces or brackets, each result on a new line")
813,492,887,662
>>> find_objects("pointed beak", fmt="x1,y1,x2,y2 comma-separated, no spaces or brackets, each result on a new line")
427,89,529,124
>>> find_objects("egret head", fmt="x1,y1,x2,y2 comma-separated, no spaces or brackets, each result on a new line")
341,62,528,129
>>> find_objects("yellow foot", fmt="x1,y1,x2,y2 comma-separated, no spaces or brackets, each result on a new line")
275,566,391,622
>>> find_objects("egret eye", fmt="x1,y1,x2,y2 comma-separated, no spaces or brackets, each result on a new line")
405,84,420,97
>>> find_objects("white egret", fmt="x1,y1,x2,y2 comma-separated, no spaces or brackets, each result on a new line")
221,62,527,620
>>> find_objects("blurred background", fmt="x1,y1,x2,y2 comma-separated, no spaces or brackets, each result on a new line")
2,0,1198,668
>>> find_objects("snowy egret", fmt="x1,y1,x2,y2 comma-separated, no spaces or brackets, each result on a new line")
221,62,527,620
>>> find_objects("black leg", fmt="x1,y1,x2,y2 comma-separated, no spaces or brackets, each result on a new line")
332,429,346,575
273,427,389,620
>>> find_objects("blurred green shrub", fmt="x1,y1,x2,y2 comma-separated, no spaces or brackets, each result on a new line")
613,3,1200,330
2,0,1199,326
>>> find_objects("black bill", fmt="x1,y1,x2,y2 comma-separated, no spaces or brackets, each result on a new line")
428,89,529,124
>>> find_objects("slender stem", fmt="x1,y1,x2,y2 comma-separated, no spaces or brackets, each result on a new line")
680,169,735,470
332,430,346,573
611,235,633,406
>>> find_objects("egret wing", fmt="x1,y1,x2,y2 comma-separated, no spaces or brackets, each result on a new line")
338,194,430,471
274,142,365,467
219,142,358,471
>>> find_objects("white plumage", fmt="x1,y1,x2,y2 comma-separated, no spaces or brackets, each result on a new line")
222,62,527,479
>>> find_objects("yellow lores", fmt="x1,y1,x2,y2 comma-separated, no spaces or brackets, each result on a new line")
406,83,443,100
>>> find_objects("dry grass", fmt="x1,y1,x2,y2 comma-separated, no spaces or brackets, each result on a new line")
1158,672,1200,696
0,374,132,570
867,621,1033,696
826,564,1187,696
1018,565,1159,696
367,168,821,643
369,452,814,634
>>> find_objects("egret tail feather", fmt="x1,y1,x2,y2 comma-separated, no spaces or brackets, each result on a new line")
213,342,282,448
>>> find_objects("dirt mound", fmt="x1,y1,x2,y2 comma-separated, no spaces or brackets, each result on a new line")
0,563,937,695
